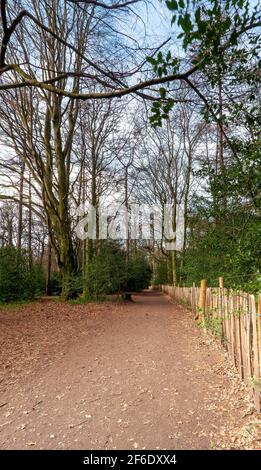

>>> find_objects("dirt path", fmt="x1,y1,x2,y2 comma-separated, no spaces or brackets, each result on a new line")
0,291,260,450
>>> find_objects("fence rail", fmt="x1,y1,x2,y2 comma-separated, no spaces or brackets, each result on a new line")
160,283,261,412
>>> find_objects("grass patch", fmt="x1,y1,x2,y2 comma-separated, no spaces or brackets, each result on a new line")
69,293,128,305
0,299,34,310
250,375,261,391
199,315,223,338
69,293,104,305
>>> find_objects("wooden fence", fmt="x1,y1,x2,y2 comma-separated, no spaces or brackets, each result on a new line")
160,283,261,412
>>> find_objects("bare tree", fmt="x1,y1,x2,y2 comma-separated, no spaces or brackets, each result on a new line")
136,100,205,284
0,1,92,297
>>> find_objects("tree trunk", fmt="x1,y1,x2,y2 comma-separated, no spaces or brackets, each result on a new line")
46,240,52,295
172,203,177,285
172,250,177,285
125,167,130,262
28,173,32,270
83,143,97,298
17,160,25,252
59,228,75,300
83,237,93,298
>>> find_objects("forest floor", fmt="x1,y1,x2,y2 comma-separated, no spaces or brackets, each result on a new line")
0,291,260,450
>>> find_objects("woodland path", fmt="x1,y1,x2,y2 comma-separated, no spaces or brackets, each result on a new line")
0,291,259,450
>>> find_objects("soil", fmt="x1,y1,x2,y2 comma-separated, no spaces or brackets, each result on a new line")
0,291,260,450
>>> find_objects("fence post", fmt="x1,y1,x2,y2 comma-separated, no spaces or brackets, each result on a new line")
250,295,260,411
258,295,261,377
219,276,224,289
198,279,207,323
192,281,196,313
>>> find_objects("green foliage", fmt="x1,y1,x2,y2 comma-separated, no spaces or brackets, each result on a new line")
0,246,45,302
152,259,170,285
30,264,46,297
177,127,261,295
149,98,176,127
199,315,223,338
68,273,84,298
125,254,151,291
48,272,85,299
86,242,127,298
146,50,180,126
84,243,151,299
165,0,258,54
181,202,261,294
48,272,62,296
250,375,261,391
148,0,260,124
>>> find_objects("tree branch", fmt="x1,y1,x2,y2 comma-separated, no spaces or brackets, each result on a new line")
0,9,28,65
68,0,141,9
0,63,198,99
182,76,239,161
0,0,7,33
0,194,45,221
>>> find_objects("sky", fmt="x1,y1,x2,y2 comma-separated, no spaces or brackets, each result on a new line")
130,1,181,56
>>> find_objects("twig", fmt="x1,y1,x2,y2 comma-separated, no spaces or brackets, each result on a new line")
0,419,14,428
69,418,91,428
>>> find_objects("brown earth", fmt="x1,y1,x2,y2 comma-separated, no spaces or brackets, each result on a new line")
0,291,260,450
